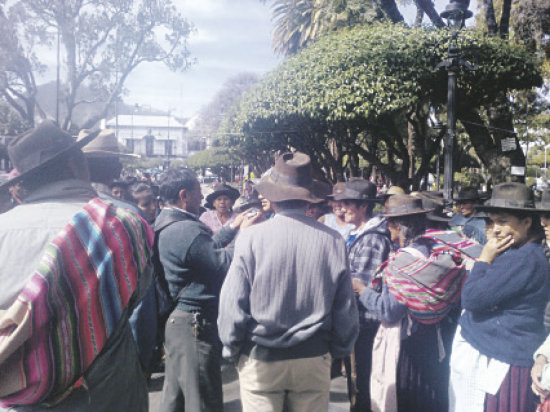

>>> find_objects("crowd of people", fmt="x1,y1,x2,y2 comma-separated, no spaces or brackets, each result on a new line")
1,120,550,412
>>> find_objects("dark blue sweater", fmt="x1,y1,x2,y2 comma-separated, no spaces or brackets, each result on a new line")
459,241,550,367
154,207,237,322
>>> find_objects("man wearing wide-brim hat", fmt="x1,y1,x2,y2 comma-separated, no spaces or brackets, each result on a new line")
78,129,157,372
319,182,356,239
0,121,151,410
77,128,139,202
218,151,359,412
328,178,393,411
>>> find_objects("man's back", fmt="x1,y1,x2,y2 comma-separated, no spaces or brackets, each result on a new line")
0,179,95,309
219,209,358,361
0,181,149,411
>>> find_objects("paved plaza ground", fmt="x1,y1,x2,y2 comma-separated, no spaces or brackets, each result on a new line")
148,362,350,411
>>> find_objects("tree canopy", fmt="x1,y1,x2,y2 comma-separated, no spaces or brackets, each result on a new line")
0,0,193,130
221,22,542,185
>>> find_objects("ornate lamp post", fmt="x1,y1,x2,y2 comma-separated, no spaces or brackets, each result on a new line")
436,0,474,204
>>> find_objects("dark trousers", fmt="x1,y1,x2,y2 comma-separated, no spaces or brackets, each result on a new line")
159,310,223,412
352,320,380,412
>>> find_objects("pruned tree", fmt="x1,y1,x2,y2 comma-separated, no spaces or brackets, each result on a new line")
220,23,542,186
1,0,194,130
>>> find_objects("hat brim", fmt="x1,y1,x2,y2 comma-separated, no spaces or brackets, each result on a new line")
0,129,101,191
536,202,550,213
426,211,451,222
332,193,380,202
453,196,481,202
85,150,141,159
256,180,322,203
475,205,536,213
235,199,262,212
205,188,240,205
384,208,434,218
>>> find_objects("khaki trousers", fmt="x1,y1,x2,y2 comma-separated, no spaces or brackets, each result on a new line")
237,353,332,412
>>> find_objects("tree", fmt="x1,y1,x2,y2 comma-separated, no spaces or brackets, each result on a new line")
1,0,193,130
220,23,541,186
0,6,47,127
266,0,450,57
189,72,260,150
185,147,238,181
270,0,383,56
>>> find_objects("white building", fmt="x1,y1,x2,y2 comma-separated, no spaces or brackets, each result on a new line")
103,114,188,158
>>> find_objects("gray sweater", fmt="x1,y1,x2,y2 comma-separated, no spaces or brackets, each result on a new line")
218,209,359,362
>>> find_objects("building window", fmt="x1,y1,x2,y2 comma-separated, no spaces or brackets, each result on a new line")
145,135,154,157
165,140,173,156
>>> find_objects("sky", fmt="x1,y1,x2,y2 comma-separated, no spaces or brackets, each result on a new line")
104,0,479,119
125,0,281,119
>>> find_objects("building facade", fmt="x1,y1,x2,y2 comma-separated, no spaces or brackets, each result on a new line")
104,114,188,158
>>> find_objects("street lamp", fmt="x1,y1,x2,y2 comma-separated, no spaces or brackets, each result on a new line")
436,0,474,205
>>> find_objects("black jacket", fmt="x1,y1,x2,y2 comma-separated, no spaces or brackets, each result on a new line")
154,207,237,321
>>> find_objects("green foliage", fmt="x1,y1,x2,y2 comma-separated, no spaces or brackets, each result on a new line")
0,101,29,135
221,22,542,184
270,0,378,56
185,147,237,171
232,23,539,126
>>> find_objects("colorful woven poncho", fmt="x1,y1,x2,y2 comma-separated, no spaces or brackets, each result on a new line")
0,198,153,407
374,232,472,325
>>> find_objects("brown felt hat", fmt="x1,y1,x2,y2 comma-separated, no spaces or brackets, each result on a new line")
0,120,99,190
255,152,322,203
476,182,535,212
327,182,346,199
384,194,434,218
454,186,481,203
77,129,140,158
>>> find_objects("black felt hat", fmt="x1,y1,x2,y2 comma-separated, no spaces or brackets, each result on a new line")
0,120,99,190
333,179,378,202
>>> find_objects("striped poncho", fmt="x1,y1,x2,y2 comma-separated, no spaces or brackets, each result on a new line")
0,198,153,407
374,231,475,325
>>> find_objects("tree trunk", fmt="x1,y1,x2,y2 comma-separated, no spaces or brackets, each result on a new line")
487,93,525,183
458,105,525,184
413,1,424,27
379,0,405,23
482,0,498,35
407,117,415,179
499,0,512,38
416,0,445,28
